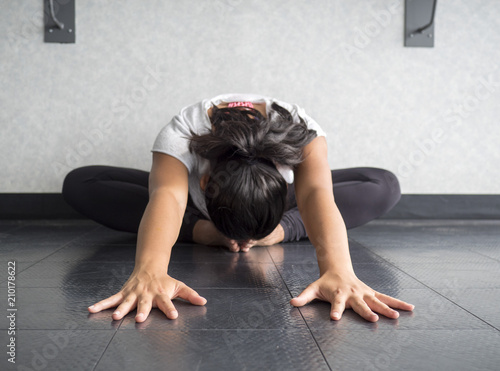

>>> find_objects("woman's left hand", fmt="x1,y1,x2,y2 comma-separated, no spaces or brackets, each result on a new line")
290,269,415,321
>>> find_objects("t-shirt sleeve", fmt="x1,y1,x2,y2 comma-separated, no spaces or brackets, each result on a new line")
151,114,195,173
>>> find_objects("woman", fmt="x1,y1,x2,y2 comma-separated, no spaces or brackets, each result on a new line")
63,93,414,323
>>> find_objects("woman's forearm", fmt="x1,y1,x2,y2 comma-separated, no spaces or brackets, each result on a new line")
135,188,184,269
298,188,354,275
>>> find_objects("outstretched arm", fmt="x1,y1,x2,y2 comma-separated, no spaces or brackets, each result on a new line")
290,136,414,321
88,153,207,322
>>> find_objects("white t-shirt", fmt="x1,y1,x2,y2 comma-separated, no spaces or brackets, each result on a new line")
151,93,327,219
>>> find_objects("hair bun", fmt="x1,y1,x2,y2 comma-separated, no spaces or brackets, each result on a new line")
189,102,318,172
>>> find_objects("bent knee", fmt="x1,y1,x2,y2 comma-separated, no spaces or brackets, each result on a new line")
353,167,401,213
62,166,102,205
372,168,401,211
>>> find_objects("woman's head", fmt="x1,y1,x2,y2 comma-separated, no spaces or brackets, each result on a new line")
189,103,317,242
201,156,287,242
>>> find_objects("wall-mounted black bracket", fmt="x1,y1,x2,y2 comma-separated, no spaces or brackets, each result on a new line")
404,0,437,47
44,0,75,43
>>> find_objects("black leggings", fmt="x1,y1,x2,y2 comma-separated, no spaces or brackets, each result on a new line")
62,166,401,242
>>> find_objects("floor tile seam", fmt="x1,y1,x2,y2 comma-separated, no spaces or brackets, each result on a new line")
177,287,288,290
7,220,98,226
35,259,276,263
1,241,97,247
169,261,275,265
268,246,332,371
10,286,290,289
3,326,497,333
344,245,495,254
9,284,288,287
92,328,120,371
308,328,500,333
350,237,500,332
471,251,500,263
345,241,499,251
0,327,119,331
23,260,278,265
426,295,500,332
0,259,67,263
256,246,298,300
358,259,499,265
387,261,500,267
101,326,332,369
0,260,46,287
276,261,408,266
29,259,500,266
0,287,450,292
7,327,499,333
301,316,332,371
355,218,500,225
112,327,498,332
170,262,278,265
437,288,500,292
0,223,26,235
30,259,136,264
66,243,137,246
348,237,499,271
264,245,276,265
115,328,324,332
19,225,104,267
308,326,496,331
267,247,299,301
115,316,128,331
0,225,101,245
267,245,289,288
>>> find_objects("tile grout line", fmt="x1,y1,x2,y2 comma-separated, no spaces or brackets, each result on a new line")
92,327,120,371
1,222,122,371
95,246,330,369
471,250,500,263
54,226,125,371
0,222,26,236
30,225,104,264
0,225,103,286
349,237,500,332
266,246,333,371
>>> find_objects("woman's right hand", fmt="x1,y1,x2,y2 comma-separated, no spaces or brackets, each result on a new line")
87,267,207,322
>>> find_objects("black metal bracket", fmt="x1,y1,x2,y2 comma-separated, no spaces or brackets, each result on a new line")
404,0,437,47
44,0,75,43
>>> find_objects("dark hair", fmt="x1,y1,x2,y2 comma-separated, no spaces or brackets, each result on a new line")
189,102,317,242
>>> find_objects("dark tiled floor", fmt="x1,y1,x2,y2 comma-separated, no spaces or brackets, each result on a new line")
1,219,500,370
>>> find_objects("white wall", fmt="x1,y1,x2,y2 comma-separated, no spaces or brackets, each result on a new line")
1,0,499,193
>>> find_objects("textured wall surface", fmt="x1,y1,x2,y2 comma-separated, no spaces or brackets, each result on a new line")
1,0,499,193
